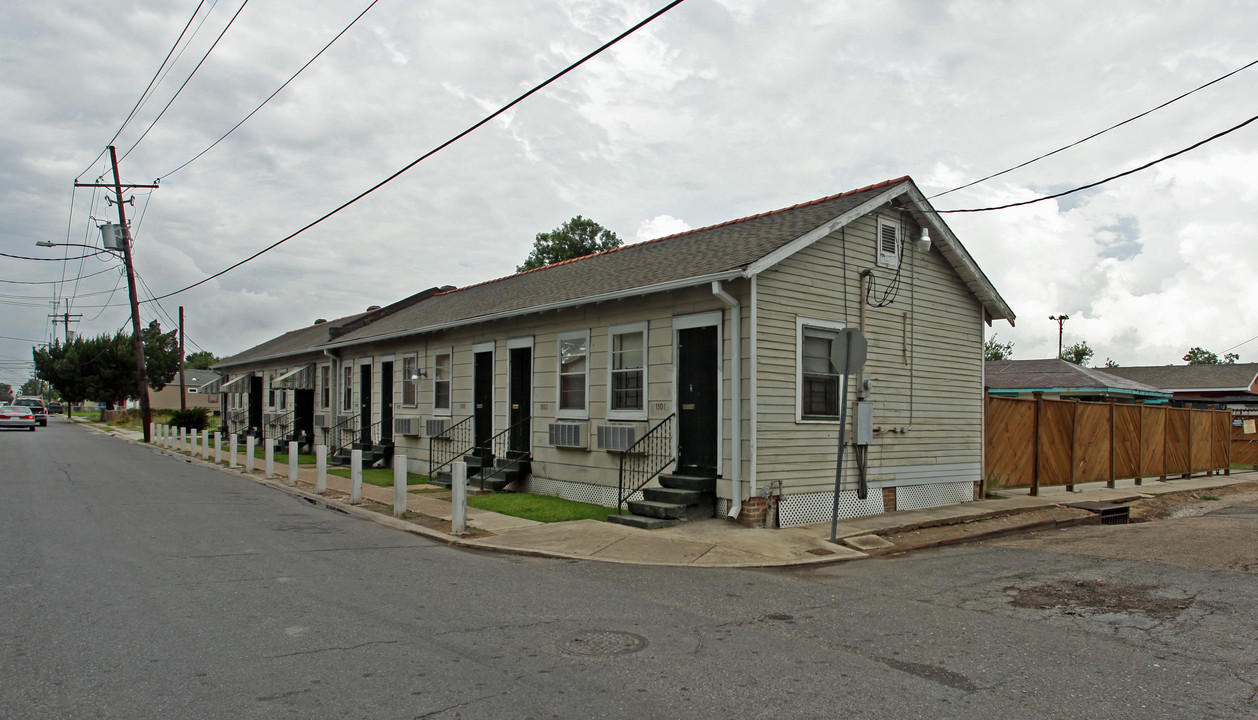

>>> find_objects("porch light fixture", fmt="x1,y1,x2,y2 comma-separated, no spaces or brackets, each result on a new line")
915,227,931,252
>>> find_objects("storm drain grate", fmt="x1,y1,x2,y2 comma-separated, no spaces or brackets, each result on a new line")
556,631,647,658
1062,501,1130,525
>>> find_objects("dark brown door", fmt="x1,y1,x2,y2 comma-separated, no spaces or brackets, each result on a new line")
359,364,372,445
380,360,394,442
509,347,531,455
677,325,718,477
474,350,493,451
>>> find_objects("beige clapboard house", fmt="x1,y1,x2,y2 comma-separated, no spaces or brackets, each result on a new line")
213,177,1014,527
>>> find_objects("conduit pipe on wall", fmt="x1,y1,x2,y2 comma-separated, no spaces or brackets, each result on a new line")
712,281,742,518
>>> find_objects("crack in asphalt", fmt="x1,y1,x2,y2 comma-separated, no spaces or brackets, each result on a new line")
265,640,398,659
413,690,510,719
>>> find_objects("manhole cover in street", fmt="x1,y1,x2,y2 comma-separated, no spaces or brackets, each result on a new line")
556,631,647,658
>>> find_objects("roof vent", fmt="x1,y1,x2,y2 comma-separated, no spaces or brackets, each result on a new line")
366,305,382,311
314,318,327,325
439,285,456,292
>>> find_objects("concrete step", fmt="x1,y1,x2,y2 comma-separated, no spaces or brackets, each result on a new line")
659,474,717,493
627,500,689,520
606,513,680,530
643,487,702,505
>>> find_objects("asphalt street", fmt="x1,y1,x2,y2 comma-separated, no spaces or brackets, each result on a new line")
2,419,1255,719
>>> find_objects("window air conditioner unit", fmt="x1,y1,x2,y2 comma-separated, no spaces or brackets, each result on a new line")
314,413,331,428
548,423,587,449
595,424,639,452
426,418,448,437
395,417,419,437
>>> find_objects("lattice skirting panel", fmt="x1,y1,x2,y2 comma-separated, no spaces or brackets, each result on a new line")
778,491,884,528
518,475,643,508
895,481,975,511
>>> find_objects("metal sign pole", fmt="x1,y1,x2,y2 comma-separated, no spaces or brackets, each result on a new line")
829,334,854,543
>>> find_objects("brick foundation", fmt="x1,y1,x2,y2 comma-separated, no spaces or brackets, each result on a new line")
882,486,897,512
738,497,770,528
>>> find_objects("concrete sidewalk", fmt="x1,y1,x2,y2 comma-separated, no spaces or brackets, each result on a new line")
88,419,1256,568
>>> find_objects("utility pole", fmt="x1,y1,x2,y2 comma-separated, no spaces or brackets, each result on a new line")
48,305,82,343
76,147,159,442
179,305,187,411
1050,314,1070,358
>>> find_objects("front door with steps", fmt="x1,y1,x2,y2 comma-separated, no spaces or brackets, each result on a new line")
676,324,718,477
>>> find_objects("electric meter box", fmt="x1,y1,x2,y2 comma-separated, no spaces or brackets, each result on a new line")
855,402,873,445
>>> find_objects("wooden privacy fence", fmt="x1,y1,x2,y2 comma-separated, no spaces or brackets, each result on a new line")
986,397,1232,495
1235,411,1258,468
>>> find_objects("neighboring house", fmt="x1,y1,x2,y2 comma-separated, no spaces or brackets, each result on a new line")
212,177,1014,526
985,359,1170,404
1105,363,1258,411
149,369,224,413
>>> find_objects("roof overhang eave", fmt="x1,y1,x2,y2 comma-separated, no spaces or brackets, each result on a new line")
322,269,745,350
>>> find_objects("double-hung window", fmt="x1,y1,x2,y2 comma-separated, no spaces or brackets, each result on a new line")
798,318,846,420
557,330,589,418
608,323,646,418
267,372,277,410
402,355,418,407
320,365,331,409
433,350,452,414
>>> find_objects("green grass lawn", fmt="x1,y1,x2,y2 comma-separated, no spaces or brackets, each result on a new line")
327,467,431,487
464,493,617,523
250,445,317,465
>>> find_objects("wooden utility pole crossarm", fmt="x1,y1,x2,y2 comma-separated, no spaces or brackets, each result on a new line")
106,145,153,443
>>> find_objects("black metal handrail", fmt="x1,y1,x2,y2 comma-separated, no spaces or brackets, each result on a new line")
266,409,296,442
223,408,249,436
361,419,385,448
428,415,475,477
617,413,676,514
475,415,531,490
324,413,360,460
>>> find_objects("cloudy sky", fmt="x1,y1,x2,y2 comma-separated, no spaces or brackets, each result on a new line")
2,0,1256,389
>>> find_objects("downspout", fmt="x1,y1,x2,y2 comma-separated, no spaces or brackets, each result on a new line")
712,281,742,518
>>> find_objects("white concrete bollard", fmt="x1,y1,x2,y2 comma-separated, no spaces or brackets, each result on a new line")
200,429,208,458
246,436,256,473
315,445,327,494
179,426,185,452
149,422,156,444
264,438,274,479
159,424,166,448
451,461,467,535
393,455,408,518
288,441,299,486
350,449,363,504
215,431,222,464
229,434,238,468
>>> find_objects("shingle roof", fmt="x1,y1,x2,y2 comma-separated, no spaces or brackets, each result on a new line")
330,177,1012,346
215,312,370,369
985,359,1169,397
1105,363,1258,392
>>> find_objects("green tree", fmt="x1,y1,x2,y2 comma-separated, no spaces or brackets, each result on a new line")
1104,358,1120,368
984,334,1014,361
33,321,179,409
19,378,42,396
0,383,11,402
517,216,622,272
184,350,220,369
1060,341,1094,367
1182,346,1239,364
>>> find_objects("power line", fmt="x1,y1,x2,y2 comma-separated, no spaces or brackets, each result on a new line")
1,251,110,262
118,0,251,164
0,266,121,285
1221,333,1258,354
146,0,690,303
939,113,1258,214
930,57,1258,200
79,1,208,177
159,0,380,180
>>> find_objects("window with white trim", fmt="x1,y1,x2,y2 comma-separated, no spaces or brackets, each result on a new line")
342,365,353,412
267,372,277,410
557,330,589,418
277,369,287,411
433,350,452,414
402,355,419,407
608,323,646,417
876,217,901,269
798,319,846,420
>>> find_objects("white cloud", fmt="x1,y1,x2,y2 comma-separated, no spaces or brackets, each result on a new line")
1,0,1257,388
